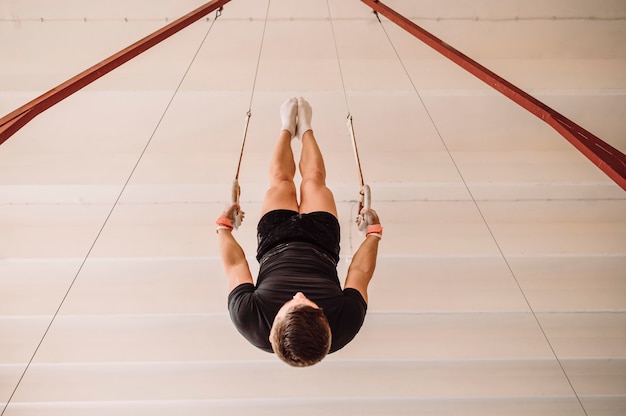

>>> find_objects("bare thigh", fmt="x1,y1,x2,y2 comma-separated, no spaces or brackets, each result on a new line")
261,180,299,216
299,179,338,218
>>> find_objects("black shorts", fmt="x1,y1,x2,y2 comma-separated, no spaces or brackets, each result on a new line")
256,210,340,263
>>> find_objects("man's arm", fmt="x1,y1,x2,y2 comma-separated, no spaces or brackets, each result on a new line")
344,209,381,304
216,205,253,292
217,229,254,292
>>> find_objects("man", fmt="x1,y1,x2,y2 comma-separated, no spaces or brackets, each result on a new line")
216,97,382,367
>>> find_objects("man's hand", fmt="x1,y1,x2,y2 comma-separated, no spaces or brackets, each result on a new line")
356,208,380,232
359,208,380,225
221,203,245,227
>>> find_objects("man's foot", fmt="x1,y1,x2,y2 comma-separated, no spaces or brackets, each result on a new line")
280,97,298,138
296,97,313,141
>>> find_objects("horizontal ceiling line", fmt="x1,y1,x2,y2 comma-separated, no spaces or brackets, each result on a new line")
4,90,626,98
1,397,608,409
3,310,623,321
3,196,625,205
3,16,626,23
1,357,613,368
5,395,622,408
2,252,625,263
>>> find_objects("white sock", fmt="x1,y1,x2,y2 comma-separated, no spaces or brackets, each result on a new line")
296,97,313,141
280,97,298,138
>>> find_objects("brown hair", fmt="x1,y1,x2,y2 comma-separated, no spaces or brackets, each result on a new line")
270,305,332,367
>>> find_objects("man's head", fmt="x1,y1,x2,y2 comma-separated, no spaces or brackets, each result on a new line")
269,292,331,367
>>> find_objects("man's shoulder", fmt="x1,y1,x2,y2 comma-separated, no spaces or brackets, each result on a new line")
228,282,255,304
343,287,367,308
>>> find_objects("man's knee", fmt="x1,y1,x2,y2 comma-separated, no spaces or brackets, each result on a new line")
269,179,297,199
300,165,326,183
300,179,334,203
301,172,326,190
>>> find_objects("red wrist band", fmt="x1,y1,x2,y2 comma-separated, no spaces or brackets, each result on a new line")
366,224,383,238
216,216,233,231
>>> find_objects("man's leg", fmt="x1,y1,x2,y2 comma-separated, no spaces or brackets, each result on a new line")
297,98,338,217
261,99,299,216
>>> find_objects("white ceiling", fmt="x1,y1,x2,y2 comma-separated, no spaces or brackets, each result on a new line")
1,1,625,415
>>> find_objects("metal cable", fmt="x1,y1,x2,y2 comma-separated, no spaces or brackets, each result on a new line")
373,11,590,416
327,0,368,203
0,10,223,416
234,0,271,180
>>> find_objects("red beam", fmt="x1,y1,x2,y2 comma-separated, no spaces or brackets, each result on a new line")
0,0,231,146
361,0,626,191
